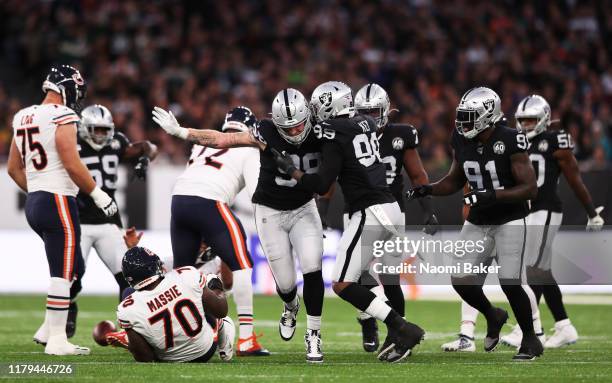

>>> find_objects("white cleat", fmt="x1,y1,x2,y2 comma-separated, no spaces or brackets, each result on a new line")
441,334,475,352
44,335,90,355
279,297,300,341
218,317,235,361
33,322,49,346
501,324,546,348
304,329,323,363
545,321,578,348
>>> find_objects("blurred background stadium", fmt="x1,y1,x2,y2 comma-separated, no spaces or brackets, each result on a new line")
0,0,610,295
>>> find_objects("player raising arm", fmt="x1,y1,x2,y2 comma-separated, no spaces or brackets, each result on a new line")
7,65,117,356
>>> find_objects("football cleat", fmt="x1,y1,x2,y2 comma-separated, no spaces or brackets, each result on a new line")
33,322,49,346
106,331,129,349
218,317,235,362
304,329,323,363
385,321,425,363
441,334,476,352
357,317,379,353
484,307,508,352
544,321,578,348
501,324,546,348
513,334,543,361
377,328,397,361
45,335,90,356
279,297,300,341
66,302,78,338
236,333,270,356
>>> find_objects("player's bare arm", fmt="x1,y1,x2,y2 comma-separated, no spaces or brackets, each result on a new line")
554,148,597,217
7,138,27,192
124,141,159,161
202,282,228,319
126,328,158,363
151,106,265,150
495,151,537,202
403,148,429,186
430,157,467,196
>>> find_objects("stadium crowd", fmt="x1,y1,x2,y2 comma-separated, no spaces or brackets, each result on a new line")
0,0,610,172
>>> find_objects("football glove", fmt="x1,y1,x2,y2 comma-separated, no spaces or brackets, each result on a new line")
271,148,297,175
205,273,224,291
152,106,189,139
90,187,118,217
586,206,605,231
423,212,439,235
463,189,495,207
134,156,149,180
406,184,433,201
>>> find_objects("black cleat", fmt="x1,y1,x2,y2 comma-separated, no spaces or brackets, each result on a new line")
377,328,397,361
484,307,508,352
385,321,425,363
358,317,379,353
66,302,78,338
513,334,544,361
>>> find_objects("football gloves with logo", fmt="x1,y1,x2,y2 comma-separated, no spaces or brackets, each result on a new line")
152,106,189,139
463,189,496,207
586,206,605,231
406,184,433,201
90,187,118,217
271,148,298,175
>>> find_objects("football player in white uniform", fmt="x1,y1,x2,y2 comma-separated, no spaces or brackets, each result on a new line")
153,90,326,363
7,65,117,355
158,107,269,356
116,246,234,363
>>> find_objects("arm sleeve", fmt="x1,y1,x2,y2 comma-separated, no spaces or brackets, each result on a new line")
297,141,342,195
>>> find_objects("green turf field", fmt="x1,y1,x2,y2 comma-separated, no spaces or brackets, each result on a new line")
1,295,611,382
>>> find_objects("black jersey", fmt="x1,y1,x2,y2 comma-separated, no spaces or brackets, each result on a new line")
528,130,573,213
299,115,395,214
452,123,530,225
77,132,130,226
378,123,419,208
251,119,322,210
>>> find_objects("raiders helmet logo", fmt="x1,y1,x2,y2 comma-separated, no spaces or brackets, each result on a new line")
493,140,505,155
392,137,404,150
483,99,495,112
538,140,549,152
110,139,121,150
319,92,333,107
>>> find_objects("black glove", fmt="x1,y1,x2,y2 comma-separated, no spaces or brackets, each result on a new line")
205,273,224,291
463,189,496,207
423,212,439,235
134,156,149,180
271,148,297,175
406,184,433,201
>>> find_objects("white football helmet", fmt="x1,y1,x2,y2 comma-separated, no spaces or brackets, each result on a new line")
354,83,390,129
79,104,115,151
515,95,551,139
455,87,504,139
310,81,355,123
271,88,312,145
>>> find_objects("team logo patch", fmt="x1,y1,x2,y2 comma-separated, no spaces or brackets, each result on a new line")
483,99,495,112
318,92,333,107
392,137,404,150
493,141,505,155
72,72,85,85
538,139,549,152
110,139,120,150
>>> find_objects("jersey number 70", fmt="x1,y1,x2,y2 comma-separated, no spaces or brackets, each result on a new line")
148,299,203,349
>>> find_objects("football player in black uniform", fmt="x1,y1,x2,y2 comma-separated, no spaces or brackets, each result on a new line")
351,83,438,352
272,81,425,363
72,104,157,335
152,89,326,363
408,87,543,360
499,95,605,348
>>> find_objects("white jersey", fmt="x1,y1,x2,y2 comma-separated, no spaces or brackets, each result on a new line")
117,267,214,362
12,104,81,196
172,145,260,204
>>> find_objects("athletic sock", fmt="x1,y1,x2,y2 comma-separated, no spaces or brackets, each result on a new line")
452,282,493,315
500,282,534,335
543,283,568,322
277,286,298,309
302,271,324,317
460,301,479,338
47,277,71,338
338,282,392,321
381,274,405,317
523,284,543,333
307,315,322,331
233,269,255,339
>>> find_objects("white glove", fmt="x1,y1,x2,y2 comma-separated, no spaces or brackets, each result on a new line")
90,187,118,217
586,206,605,231
152,106,188,139
205,273,224,291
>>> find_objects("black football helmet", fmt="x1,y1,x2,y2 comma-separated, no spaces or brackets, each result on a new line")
222,106,257,132
42,64,87,113
121,247,164,290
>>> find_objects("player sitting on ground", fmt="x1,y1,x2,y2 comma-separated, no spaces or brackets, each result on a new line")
114,246,235,363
